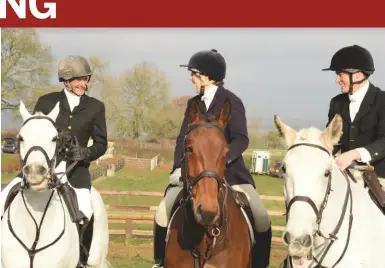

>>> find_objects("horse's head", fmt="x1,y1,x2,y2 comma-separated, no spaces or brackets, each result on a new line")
182,99,231,226
18,101,60,191
274,114,343,259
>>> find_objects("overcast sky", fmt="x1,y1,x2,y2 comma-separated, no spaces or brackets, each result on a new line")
2,28,385,130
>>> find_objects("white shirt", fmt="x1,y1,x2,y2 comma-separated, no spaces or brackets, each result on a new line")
64,88,80,112
201,85,218,110
348,81,371,162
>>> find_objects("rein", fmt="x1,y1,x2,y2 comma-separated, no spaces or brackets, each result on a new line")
284,143,354,268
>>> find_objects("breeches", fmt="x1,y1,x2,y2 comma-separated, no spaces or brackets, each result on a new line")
154,184,271,233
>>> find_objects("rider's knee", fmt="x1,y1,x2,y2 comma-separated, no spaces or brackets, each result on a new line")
155,199,169,227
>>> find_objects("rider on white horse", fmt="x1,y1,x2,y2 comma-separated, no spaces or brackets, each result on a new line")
279,45,385,268
1,55,108,268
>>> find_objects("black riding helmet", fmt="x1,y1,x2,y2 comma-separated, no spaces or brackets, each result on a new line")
322,45,375,95
180,49,226,82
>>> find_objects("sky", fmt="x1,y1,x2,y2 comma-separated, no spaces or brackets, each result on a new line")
2,28,385,131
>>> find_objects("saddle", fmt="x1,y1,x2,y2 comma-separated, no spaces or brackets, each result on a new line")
3,181,23,216
165,183,256,248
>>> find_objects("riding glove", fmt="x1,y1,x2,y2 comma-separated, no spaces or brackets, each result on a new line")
67,147,91,162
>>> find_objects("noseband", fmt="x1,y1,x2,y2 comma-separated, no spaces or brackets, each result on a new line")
284,143,353,268
182,121,225,201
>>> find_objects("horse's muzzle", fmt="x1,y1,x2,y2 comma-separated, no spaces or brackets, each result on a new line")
283,231,313,257
195,203,219,225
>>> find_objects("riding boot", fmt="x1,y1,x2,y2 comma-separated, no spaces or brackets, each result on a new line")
79,215,94,266
252,225,272,268
57,182,89,268
153,222,168,267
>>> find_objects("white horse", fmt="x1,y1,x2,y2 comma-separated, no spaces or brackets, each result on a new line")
274,114,385,268
1,101,110,268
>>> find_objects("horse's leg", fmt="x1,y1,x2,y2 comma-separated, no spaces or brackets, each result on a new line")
231,184,272,268
153,186,183,267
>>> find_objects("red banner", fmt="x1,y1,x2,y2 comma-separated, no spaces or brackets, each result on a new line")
0,0,384,27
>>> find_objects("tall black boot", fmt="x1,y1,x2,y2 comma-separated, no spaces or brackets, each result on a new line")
79,215,94,266
252,225,272,268
153,221,168,267
57,182,89,268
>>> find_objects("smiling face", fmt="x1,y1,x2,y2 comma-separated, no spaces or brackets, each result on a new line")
65,76,89,96
18,101,60,191
334,71,367,94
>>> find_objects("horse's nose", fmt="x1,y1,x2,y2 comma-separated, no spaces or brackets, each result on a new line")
197,204,218,225
22,165,31,176
23,165,47,176
283,232,312,247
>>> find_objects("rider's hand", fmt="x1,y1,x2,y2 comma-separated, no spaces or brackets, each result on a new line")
335,150,361,171
66,146,91,162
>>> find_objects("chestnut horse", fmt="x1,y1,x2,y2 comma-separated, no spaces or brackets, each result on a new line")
164,99,253,268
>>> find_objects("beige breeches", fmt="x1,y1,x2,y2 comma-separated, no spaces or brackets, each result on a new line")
154,184,271,233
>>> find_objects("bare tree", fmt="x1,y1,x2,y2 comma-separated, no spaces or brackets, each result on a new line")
1,28,54,112
118,62,171,138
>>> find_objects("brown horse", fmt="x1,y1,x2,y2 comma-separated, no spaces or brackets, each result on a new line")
164,99,253,268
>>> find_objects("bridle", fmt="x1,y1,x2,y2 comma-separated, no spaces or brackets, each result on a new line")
180,120,229,268
18,116,59,184
284,143,353,268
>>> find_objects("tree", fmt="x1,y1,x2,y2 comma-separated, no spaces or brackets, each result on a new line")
116,62,171,138
1,28,54,112
87,56,110,98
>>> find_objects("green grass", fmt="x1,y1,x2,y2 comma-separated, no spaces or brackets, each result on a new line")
1,153,18,166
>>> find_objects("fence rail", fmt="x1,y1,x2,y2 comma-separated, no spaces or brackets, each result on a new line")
103,190,286,244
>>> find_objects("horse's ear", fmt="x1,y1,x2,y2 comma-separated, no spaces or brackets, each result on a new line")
216,99,231,127
47,102,60,122
274,114,297,148
19,100,32,122
321,114,343,152
187,98,200,124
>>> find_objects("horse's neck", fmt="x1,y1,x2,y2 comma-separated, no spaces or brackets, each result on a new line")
319,166,351,233
19,189,57,219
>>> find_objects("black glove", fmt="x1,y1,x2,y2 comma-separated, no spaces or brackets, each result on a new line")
66,146,91,162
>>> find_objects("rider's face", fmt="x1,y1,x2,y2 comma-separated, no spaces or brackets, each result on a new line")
66,76,89,96
189,72,209,94
335,71,366,94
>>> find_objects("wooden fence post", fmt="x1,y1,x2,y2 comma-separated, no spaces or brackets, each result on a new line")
125,218,133,244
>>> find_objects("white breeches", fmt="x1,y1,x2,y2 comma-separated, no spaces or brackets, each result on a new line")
154,183,271,233
1,161,93,221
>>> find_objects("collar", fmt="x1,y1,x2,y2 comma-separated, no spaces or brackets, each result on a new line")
201,85,218,102
349,81,369,103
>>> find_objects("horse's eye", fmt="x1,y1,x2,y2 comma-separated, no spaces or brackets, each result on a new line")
18,136,24,142
52,136,58,142
187,147,193,153
324,170,331,177
281,164,286,174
